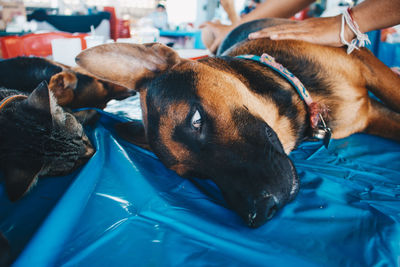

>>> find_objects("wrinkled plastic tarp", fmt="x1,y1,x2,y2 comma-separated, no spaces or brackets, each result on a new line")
1,96,400,267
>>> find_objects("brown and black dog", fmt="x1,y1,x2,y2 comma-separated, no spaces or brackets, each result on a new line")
75,18,400,228
0,56,135,109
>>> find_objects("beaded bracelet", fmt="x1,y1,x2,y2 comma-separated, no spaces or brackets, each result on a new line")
340,7,370,54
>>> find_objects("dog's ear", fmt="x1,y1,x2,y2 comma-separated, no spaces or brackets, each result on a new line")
114,120,151,151
75,43,184,91
48,71,77,106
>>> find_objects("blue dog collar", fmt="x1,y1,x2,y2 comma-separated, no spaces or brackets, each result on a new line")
236,54,313,106
236,53,331,147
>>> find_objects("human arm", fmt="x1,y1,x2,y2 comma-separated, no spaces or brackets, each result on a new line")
200,0,314,53
240,0,315,23
248,0,400,48
220,0,240,24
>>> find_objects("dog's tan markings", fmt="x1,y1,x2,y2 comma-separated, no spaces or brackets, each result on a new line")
267,41,371,139
169,163,192,176
195,65,245,142
330,98,369,138
48,71,77,106
217,39,400,146
139,91,149,130
226,39,374,150
354,48,400,113
365,99,400,141
296,44,372,138
291,41,399,142
158,102,192,171
318,81,370,139
194,62,297,153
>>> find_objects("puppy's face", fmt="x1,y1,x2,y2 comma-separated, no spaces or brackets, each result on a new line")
76,43,299,227
144,62,299,227
48,69,135,109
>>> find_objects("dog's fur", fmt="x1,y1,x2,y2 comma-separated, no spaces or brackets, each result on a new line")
75,19,400,228
0,57,135,109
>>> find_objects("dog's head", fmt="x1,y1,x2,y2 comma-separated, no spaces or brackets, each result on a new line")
0,56,133,110
48,68,135,109
76,43,299,228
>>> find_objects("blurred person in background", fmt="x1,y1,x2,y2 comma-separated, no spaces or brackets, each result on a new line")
146,3,169,30
240,0,262,17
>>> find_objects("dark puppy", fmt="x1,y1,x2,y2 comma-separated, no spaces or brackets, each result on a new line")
75,18,400,228
0,57,135,109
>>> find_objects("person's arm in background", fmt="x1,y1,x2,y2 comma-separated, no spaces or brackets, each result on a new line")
240,0,314,23
200,0,314,53
220,0,240,25
249,0,400,48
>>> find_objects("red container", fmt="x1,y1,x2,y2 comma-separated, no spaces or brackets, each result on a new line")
0,32,88,59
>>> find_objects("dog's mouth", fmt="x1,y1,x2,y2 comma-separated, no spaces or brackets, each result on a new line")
249,159,299,228
243,126,300,227
289,161,300,201
213,144,300,228
264,123,300,199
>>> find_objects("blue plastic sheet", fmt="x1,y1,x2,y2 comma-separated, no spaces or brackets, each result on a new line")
378,42,400,67
1,96,400,266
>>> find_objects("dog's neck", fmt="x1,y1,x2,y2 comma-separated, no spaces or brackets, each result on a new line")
233,54,332,150
236,54,329,131
235,81,298,153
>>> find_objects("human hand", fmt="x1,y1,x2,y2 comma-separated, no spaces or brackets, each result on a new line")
200,21,235,54
248,15,355,48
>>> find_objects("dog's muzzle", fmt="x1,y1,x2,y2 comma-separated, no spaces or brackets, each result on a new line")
247,192,279,227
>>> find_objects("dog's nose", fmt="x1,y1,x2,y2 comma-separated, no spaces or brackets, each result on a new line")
247,194,279,228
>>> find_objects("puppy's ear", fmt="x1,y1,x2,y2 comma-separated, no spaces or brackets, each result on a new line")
75,43,185,91
48,71,77,106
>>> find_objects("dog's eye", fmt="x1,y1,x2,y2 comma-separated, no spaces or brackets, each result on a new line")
191,110,202,131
